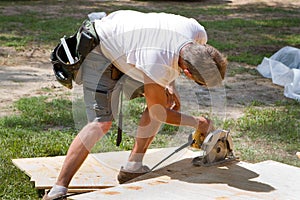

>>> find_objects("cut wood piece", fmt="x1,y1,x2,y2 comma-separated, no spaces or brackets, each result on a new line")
70,160,300,200
12,154,119,190
297,152,300,159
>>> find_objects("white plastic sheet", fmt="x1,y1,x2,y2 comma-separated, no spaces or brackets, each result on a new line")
257,46,300,101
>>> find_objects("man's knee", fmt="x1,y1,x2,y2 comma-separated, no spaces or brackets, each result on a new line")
84,121,112,136
95,120,112,133
78,121,112,151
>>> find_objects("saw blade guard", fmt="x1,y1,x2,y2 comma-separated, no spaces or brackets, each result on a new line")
192,129,237,166
204,140,228,163
201,129,233,156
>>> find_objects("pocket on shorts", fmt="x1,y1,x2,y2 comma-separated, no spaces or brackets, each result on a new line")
94,90,112,116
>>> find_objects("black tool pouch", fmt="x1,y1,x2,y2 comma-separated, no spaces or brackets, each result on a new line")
50,19,100,89
76,19,100,59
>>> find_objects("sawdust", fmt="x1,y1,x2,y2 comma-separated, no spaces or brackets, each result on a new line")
124,186,143,190
102,191,121,195
147,180,169,186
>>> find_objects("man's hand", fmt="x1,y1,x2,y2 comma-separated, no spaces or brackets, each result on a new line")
196,117,215,135
191,117,214,149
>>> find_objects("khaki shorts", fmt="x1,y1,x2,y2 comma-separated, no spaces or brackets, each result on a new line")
81,50,144,122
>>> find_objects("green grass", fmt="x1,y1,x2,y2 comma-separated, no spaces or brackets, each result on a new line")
223,100,300,167
0,96,75,199
205,17,300,64
0,12,81,48
237,102,300,148
1,0,299,65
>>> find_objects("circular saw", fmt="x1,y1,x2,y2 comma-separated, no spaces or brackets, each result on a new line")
192,129,238,166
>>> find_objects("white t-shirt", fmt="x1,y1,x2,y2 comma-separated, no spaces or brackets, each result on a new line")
95,10,207,87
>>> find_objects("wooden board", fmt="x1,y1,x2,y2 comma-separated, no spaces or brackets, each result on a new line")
12,154,118,190
13,148,300,199
92,147,200,171
70,160,300,200
12,148,199,191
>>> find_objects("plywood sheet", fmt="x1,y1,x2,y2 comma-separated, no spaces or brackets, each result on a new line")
12,154,119,190
92,147,200,171
70,160,300,200
12,148,199,190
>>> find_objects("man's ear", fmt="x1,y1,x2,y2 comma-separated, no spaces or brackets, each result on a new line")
183,69,193,79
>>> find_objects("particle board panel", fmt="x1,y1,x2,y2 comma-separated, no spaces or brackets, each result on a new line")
70,160,300,200
92,147,200,171
12,154,119,190
12,148,199,191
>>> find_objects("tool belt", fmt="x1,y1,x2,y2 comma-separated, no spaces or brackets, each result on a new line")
50,18,100,89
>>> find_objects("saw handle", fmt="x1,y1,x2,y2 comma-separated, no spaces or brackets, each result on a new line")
196,117,215,135
190,130,205,149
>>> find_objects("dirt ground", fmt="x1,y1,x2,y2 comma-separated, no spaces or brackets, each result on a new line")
0,0,298,119
0,46,64,117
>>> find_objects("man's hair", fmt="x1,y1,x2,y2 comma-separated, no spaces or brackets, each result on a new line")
180,43,227,87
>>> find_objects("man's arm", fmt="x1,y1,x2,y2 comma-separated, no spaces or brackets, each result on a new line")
143,74,211,133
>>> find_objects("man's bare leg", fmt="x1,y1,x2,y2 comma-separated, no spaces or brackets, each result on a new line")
55,135,89,187
127,108,162,164
56,121,112,186
117,108,161,184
